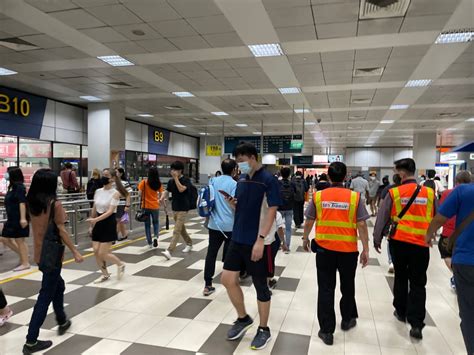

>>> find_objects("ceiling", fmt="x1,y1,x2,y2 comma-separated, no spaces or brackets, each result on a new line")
0,0,472,152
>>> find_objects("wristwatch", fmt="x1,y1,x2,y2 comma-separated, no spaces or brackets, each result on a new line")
259,235,265,239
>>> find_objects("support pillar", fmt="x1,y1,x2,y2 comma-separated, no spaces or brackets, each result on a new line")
413,132,437,172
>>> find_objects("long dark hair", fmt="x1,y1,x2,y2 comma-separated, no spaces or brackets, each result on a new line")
147,166,161,191
27,168,57,216
103,168,129,198
117,167,127,182
7,166,24,190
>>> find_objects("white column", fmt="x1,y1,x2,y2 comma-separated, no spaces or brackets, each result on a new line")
413,132,437,171
87,102,125,172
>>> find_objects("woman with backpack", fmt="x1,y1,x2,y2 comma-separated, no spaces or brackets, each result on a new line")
138,166,164,248
115,168,133,241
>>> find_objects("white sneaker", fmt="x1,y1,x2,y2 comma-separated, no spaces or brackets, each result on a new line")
388,263,394,274
162,250,172,260
183,245,193,253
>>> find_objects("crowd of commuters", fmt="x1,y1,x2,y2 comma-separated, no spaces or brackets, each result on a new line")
0,145,472,353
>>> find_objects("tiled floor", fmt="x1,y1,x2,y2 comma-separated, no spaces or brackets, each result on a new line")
0,214,466,355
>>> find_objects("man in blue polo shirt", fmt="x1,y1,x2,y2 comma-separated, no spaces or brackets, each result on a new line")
221,143,281,351
426,181,474,354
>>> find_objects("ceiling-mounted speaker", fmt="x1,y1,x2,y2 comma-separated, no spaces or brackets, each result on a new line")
366,0,399,7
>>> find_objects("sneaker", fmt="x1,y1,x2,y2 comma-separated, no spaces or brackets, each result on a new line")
0,308,13,326
93,274,111,284
183,245,193,253
268,279,277,289
227,316,254,340
162,250,172,260
23,340,53,354
147,244,153,249
117,235,128,242
203,286,215,296
318,331,334,346
117,264,125,280
409,327,423,340
341,318,357,331
153,238,158,248
57,320,71,336
388,263,394,274
450,276,456,290
250,328,272,350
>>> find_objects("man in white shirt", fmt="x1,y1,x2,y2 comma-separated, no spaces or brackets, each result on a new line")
350,172,369,203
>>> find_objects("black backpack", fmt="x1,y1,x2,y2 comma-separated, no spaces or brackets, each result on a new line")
188,182,198,210
279,180,294,210
294,179,306,202
424,179,436,194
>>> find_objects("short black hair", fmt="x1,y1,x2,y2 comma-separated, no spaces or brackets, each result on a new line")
64,162,72,169
427,169,436,179
328,162,346,183
280,167,291,179
171,161,184,172
233,142,258,160
221,159,237,175
295,171,303,177
394,158,416,175
319,173,328,181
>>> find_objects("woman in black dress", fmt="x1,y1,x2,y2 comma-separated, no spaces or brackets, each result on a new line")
0,167,30,271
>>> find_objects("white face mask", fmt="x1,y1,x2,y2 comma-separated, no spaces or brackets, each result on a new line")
370,176,375,180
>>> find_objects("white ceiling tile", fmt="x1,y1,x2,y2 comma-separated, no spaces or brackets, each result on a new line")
187,15,235,35
276,25,317,42
80,27,129,43
105,41,149,54
390,45,430,58
400,15,451,33
72,0,119,6
207,68,239,78
25,0,78,12
166,0,222,18
48,47,88,59
355,48,392,61
26,49,65,61
268,6,314,27
169,36,211,50
323,61,354,71
171,62,203,72
316,22,357,39
85,4,142,26
357,18,403,36
226,57,260,69
0,19,40,36
122,0,180,22
135,38,178,52
198,60,232,70
263,0,311,9
321,50,355,62
49,9,106,29
113,23,162,40
288,53,321,65
182,70,215,81
354,58,388,68
202,32,244,47
149,19,198,38
312,3,358,24
407,0,461,16
19,34,66,49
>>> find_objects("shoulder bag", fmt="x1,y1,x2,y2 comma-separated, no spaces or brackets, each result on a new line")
387,184,422,238
39,201,66,273
447,210,474,255
135,180,150,222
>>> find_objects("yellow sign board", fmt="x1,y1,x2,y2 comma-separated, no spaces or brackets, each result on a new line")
206,145,222,156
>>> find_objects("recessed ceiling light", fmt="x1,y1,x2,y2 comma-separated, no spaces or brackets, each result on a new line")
235,123,248,127
253,131,262,135
374,129,384,132
199,132,209,135
0,67,17,75
390,104,409,110
97,55,134,67
278,87,300,94
137,113,153,117
164,105,183,110
173,124,186,128
405,79,432,87
248,43,283,57
173,91,194,97
80,95,101,101
211,111,228,116
294,108,310,113
364,144,372,147
304,121,316,126
435,29,474,44
381,120,395,124
466,117,474,122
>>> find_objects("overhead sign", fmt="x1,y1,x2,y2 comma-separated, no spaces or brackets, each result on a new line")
292,155,313,165
440,153,458,162
290,139,304,150
224,136,261,154
328,154,343,163
278,158,291,166
224,134,302,154
0,86,47,139
148,126,171,155
313,155,329,163
206,144,222,156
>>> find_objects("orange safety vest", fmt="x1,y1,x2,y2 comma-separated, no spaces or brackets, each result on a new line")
314,188,359,253
389,183,434,247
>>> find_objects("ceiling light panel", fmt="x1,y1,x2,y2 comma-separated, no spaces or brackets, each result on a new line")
278,87,300,94
173,124,186,128
294,108,310,113
211,111,228,116
380,120,395,124
0,67,17,75
435,29,474,44
235,123,248,127
390,104,409,110
173,91,194,97
466,118,474,122
253,131,262,135
80,95,101,101
405,79,432,87
138,114,153,117
97,55,134,67
248,43,283,57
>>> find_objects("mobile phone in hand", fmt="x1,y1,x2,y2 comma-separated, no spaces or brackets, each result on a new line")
218,190,232,199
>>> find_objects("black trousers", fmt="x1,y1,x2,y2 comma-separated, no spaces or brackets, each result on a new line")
0,288,7,309
453,264,474,354
293,201,305,226
316,247,359,334
390,239,429,329
204,228,231,286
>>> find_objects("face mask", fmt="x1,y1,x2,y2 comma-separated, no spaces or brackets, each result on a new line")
100,176,111,186
238,161,251,174
370,176,375,180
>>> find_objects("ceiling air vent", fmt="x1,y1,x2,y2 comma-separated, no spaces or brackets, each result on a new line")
359,0,410,19
0,37,39,51
349,115,366,120
106,82,133,89
351,98,372,104
192,117,207,121
164,105,184,110
353,67,384,77
250,102,270,108
438,112,460,118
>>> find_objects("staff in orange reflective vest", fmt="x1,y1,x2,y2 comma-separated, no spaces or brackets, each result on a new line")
373,158,435,341
302,162,369,347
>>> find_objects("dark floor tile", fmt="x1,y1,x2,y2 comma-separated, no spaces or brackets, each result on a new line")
274,266,285,277
44,334,101,355
199,324,239,354
0,321,22,336
368,258,380,266
168,297,212,319
112,253,154,264
69,272,102,285
121,343,194,355
271,332,310,355
1,279,42,298
9,299,37,315
134,265,201,281
63,255,103,271
275,277,300,292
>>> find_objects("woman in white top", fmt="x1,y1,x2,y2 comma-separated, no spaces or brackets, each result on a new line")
87,168,128,282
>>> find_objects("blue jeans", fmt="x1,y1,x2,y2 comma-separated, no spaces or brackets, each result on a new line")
279,210,293,248
143,208,159,245
26,268,66,343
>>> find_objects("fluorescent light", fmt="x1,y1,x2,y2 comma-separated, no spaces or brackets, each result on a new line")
199,132,209,135
80,95,101,101
0,67,17,75
364,144,373,147
466,118,474,122
304,121,316,125
278,87,300,94
235,123,248,127
211,111,228,116
374,129,384,132
380,120,394,124
405,79,432,87
97,55,134,67
173,124,186,128
173,91,194,97
446,127,457,131
253,131,262,135
248,43,283,57
294,108,310,113
138,113,153,117
435,30,474,44
390,104,409,110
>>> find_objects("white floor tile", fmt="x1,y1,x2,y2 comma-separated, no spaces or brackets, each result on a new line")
167,319,219,351
345,341,381,354
135,316,191,347
82,339,131,355
78,309,138,338
280,308,314,336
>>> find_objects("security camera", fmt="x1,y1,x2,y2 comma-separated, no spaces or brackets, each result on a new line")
317,118,322,123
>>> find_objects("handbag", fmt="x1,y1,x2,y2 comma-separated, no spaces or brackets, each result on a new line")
38,201,65,273
386,185,422,238
135,180,149,223
120,211,129,224
447,210,474,255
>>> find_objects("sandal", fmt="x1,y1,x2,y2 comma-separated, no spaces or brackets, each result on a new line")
94,274,111,284
13,264,31,272
203,286,215,296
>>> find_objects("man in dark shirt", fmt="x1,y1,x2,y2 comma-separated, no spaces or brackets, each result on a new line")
162,161,193,260
221,143,282,350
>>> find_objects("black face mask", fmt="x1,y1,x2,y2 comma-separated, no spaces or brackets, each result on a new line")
100,176,111,186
